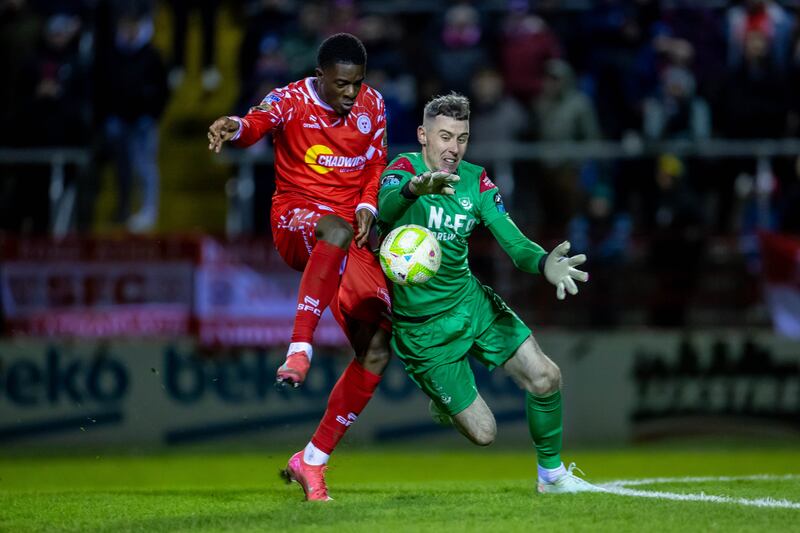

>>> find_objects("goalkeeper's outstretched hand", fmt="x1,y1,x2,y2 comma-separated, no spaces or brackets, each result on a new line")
409,171,460,196
543,241,589,300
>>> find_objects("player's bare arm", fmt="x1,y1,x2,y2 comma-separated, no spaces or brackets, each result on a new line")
354,208,375,247
207,116,239,153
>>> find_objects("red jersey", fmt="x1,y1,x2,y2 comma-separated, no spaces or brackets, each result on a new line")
231,77,387,221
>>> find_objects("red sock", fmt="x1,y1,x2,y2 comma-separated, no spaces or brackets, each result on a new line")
311,359,382,454
291,240,347,344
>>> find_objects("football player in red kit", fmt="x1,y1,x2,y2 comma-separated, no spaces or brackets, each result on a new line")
207,33,391,501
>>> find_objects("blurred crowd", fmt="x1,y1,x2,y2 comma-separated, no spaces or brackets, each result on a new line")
1,0,799,298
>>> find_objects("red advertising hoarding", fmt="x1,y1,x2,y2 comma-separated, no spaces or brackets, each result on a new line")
0,236,346,346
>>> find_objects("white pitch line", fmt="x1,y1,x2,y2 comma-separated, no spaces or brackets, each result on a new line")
598,474,800,510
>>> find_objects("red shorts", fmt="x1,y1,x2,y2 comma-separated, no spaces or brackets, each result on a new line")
271,196,392,340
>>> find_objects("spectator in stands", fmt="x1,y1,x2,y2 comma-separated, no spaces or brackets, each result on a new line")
237,0,296,114
779,157,800,235
466,67,527,219
0,0,42,231
328,0,359,35
9,9,91,233
469,67,527,146
644,154,706,327
499,4,561,104
721,29,790,139
530,58,601,232
643,65,711,141
281,2,327,80
168,0,222,91
236,30,289,116
567,182,630,327
733,157,781,272
17,11,91,147
658,3,727,105
578,0,659,138
0,0,41,144
711,28,790,234
726,0,794,72
789,20,800,136
97,2,168,233
358,14,417,144
432,4,489,96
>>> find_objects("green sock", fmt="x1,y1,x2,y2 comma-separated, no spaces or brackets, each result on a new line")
526,390,563,469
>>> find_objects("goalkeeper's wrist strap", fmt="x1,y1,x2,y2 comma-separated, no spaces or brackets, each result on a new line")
400,182,418,200
538,253,548,275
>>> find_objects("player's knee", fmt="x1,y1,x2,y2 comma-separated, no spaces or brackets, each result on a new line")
359,344,391,373
317,217,353,247
529,362,561,396
470,425,496,447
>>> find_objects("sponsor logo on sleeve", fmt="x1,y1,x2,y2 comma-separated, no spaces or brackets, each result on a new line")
494,192,507,214
264,93,281,104
479,170,496,193
386,157,415,174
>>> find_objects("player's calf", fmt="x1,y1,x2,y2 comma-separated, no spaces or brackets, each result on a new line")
452,395,496,446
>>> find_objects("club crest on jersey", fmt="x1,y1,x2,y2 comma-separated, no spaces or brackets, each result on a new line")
459,197,473,210
356,114,372,134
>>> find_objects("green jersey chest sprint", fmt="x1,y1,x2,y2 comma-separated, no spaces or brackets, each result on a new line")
378,152,509,317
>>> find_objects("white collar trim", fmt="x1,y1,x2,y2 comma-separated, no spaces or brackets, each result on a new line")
306,77,335,111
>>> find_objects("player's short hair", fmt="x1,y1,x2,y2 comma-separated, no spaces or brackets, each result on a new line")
317,33,367,69
423,93,470,123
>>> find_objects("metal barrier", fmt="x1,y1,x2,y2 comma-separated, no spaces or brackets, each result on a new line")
0,148,91,237
220,138,800,235
2,140,798,236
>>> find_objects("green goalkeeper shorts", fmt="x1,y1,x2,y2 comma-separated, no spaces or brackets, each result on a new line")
391,279,531,416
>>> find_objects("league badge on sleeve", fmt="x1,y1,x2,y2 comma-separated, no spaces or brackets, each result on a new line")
251,93,282,113
381,174,402,188
494,192,507,214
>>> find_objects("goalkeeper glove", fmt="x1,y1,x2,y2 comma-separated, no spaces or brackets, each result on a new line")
543,241,589,300
408,171,460,196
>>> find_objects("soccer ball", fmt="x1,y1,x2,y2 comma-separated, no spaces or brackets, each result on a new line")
379,224,441,286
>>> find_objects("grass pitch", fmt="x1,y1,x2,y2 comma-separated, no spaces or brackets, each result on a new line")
1,446,799,532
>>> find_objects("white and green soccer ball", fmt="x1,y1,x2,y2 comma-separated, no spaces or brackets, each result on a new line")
379,224,441,286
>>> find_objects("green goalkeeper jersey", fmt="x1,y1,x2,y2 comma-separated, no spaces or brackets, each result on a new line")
378,152,548,318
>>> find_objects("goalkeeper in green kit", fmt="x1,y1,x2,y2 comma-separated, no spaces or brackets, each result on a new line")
378,93,600,494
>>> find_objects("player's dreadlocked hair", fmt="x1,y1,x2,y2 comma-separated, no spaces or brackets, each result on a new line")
423,93,470,122
317,33,367,69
